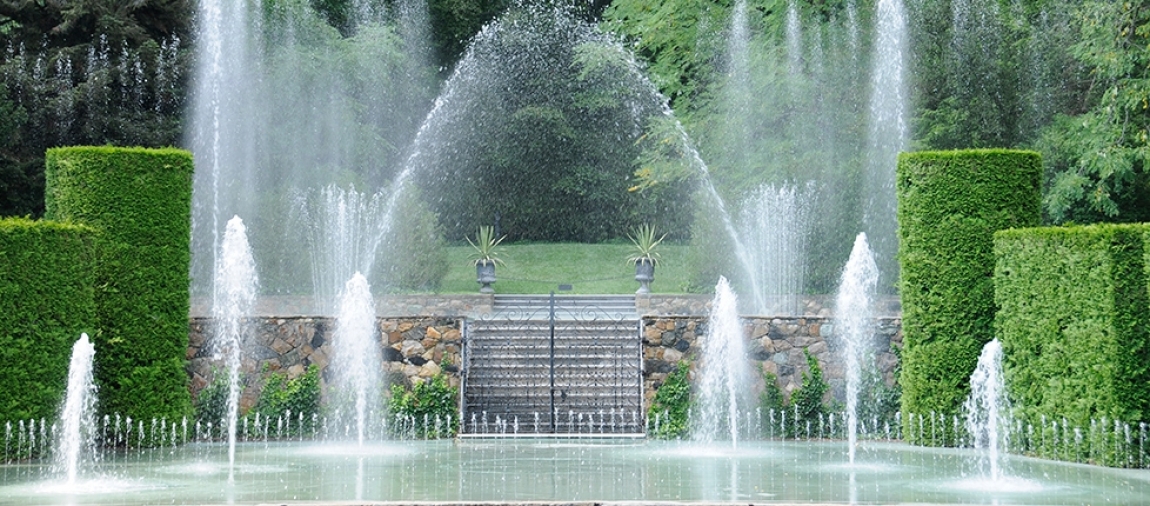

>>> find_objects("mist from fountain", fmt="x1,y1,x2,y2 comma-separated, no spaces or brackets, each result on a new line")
52,334,97,485
693,277,751,447
293,186,390,314
835,232,879,465
378,4,763,309
739,183,812,315
331,273,381,445
188,0,259,300
964,338,1009,481
188,0,434,302
212,216,258,478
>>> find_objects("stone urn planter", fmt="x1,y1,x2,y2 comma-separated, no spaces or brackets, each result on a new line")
476,260,497,294
627,223,664,295
634,258,654,294
468,226,505,294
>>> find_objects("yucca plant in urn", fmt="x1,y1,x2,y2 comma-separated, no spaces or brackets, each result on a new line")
468,225,505,294
627,223,665,294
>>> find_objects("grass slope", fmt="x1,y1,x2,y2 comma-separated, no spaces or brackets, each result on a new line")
438,242,689,294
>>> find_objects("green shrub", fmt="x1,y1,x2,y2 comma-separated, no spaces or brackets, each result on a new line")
857,345,902,433
253,365,321,437
995,224,1150,464
759,367,784,414
896,149,1041,445
388,373,459,439
790,349,829,437
0,218,96,421
648,361,691,439
193,369,229,427
44,146,194,421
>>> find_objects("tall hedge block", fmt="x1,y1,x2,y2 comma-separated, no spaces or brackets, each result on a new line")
0,218,96,420
896,149,1041,444
44,147,194,420
995,224,1150,428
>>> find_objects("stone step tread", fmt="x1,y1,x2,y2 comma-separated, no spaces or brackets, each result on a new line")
493,295,636,302
466,339,639,346
465,352,640,360
464,370,639,377
467,322,639,330
465,333,640,341
465,382,641,388
463,381,642,387
465,393,642,399
466,366,640,372
464,404,643,412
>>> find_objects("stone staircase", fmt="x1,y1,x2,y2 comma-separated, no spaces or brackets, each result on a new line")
462,295,643,436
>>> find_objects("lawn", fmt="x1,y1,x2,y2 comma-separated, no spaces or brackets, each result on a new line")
436,242,690,294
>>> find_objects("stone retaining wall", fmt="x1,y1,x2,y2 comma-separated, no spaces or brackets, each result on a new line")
641,316,902,410
188,314,902,417
187,317,463,413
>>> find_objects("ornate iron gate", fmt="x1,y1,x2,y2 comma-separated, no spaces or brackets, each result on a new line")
462,294,643,435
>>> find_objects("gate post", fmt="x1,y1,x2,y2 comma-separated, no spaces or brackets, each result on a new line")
549,291,556,433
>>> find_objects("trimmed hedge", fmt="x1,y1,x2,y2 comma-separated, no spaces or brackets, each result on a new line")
0,218,96,420
896,149,1041,445
44,147,194,420
995,224,1150,430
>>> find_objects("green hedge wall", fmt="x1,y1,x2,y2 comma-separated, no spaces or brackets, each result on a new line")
896,149,1041,445
44,146,194,420
0,218,96,420
995,224,1150,431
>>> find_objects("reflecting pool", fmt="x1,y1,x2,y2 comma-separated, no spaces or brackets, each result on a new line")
3,439,1149,505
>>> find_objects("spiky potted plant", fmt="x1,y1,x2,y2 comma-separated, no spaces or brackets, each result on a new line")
627,223,665,294
468,226,505,294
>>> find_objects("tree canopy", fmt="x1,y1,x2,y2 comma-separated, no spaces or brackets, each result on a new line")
4,0,1150,236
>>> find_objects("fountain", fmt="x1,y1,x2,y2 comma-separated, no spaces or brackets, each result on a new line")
835,232,879,465
739,183,812,315
188,0,434,301
5,0,1150,504
865,0,909,288
52,334,97,485
331,272,382,444
963,338,1010,481
212,215,258,477
294,186,390,314
693,277,751,447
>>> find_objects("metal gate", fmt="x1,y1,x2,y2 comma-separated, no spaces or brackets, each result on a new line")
461,294,643,435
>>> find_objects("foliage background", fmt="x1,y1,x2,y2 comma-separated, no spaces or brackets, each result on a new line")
4,0,1148,252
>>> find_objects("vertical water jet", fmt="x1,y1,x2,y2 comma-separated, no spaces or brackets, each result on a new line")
865,0,909,288
53,334,97,485
213,216,258,478
739,183,811,315
964,338,1010,481
694,277,751,447
835,233,878,465
332,273,381,444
